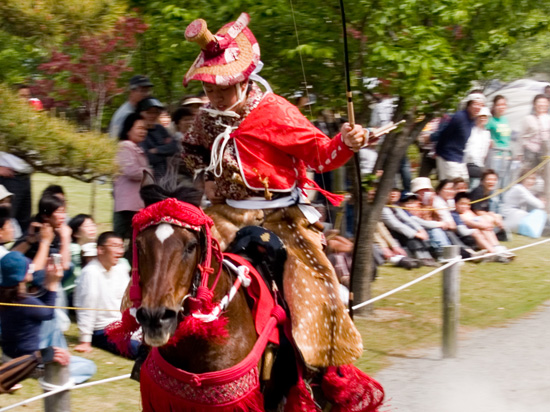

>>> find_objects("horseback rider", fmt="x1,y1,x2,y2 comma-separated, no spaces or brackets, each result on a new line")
180,12,369,369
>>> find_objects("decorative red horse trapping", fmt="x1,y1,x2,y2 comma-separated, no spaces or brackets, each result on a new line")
141,306,286,412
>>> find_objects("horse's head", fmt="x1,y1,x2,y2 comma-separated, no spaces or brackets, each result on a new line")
132,173,209,347
135,220,204,346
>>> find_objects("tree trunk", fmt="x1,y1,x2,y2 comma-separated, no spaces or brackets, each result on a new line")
352,112,431,317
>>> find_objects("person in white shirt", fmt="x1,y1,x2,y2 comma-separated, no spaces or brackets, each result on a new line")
74,232,139,358
108,75,153,139
501,171,547,232
464,107,492,186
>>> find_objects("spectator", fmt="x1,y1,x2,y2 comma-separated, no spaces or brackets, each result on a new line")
402,193,451,259
66,214,97,299
109,75,153,139
0,185,22,240
453,192,514,262
74,232,138,358
0,252,94,384
180,95,207,116
41,184,65,202
452,177,469,194
435,93,485,181
501,171,547,233
520,94,550,170
171,107,195,143
469,169,506,236
0,205,14,259
381,188,438,267
487,95,513,188
12,194,71,273
137,97,179,179
464,107,492,186
113,113,150,245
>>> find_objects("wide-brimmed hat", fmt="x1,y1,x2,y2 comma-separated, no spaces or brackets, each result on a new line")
0,185,13,201
411,177,434,193
183,13,260,87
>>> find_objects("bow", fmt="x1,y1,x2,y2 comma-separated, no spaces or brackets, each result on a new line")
338,0,363,319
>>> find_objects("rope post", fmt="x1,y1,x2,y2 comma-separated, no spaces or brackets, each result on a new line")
43,362,70,412
442,245,460,358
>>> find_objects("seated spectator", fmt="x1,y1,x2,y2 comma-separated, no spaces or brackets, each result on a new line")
469,169,506,238
403,192,451,259
453,193,514,262
0,185,22,240
12,194,72,273
381,188,437,266
0,252,94,384
67,214,97,292
74,232,139,358
452,177,469,194
373,221,420,270
501,171,547,233
432,180,457,230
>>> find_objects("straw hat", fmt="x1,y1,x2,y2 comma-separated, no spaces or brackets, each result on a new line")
183,13,260,87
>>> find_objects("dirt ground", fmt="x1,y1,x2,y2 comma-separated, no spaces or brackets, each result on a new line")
375,301,550,412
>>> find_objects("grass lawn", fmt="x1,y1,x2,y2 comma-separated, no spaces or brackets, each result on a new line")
1,174,548,410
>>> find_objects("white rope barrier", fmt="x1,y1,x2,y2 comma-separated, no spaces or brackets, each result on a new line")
352,258,460,311
352,237,550,311
0,374,131,412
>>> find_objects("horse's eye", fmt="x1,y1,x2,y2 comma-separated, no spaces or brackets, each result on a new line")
184,241,198,256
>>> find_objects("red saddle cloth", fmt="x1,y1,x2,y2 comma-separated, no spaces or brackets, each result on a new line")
140,254,282,412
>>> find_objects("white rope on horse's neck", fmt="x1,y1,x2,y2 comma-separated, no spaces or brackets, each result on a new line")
203,61,273,177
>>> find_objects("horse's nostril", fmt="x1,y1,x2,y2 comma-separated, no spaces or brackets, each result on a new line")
161,309,177,321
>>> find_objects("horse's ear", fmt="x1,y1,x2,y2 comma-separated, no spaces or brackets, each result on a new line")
141,170,155,188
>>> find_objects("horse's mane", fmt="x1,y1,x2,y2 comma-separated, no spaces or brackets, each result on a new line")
140,158,204,208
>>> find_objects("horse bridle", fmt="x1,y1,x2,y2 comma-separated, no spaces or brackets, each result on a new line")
129,198,223,316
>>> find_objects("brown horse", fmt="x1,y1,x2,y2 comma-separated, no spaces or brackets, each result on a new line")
116,180,293,411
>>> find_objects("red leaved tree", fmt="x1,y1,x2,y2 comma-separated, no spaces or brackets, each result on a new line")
38,16,148,132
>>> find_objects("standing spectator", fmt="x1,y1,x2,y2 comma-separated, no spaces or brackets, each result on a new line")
520,94,550,170
74,232,138,358
180,95,207,116
487,95,513,188
113,113,150,244
109,75,153,139
137,97,179,179
464,107,492,187
435,93,485,181
0,185,22,240
171,107,195,143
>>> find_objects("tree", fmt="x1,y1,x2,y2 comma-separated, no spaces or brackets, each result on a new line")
37,16,148,132
0,85,117,181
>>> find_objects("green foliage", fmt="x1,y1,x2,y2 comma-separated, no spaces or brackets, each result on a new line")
0,85,117,181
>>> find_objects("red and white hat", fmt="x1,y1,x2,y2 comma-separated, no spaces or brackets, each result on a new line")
183,13,260,87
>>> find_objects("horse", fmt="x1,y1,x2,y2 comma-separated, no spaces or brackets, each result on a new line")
106,178,296,411
106,176,384,412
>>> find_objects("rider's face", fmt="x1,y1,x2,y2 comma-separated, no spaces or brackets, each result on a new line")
202,82,247,112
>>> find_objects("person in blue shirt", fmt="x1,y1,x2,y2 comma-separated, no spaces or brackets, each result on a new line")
435,93,485,181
